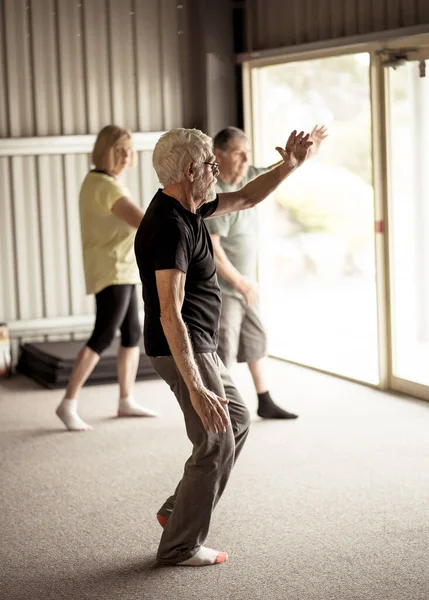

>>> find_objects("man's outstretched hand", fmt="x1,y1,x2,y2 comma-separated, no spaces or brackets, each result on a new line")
276,130,313,169
308,124,328,158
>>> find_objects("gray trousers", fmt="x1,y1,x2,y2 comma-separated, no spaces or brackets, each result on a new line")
149,352,251,565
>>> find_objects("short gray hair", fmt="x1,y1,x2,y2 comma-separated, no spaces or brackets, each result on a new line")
152,128,213,187
213,126,247,151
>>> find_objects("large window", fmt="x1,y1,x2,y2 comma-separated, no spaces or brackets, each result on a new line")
387,60,429,387
251,54,379,383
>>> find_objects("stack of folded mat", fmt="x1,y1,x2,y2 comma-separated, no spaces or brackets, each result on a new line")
16,339,159,388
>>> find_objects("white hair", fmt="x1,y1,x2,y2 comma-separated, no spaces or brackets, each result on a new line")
152,128,213,187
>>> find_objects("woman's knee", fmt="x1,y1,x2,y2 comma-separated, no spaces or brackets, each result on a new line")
87,327,117,355
120,328,141,348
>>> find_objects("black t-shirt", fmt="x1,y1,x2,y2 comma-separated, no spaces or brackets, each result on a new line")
134,189,221,357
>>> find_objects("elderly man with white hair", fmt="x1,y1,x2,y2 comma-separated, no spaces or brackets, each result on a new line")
134,127,313,567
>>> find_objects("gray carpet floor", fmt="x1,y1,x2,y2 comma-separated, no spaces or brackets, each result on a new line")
1,359,428,600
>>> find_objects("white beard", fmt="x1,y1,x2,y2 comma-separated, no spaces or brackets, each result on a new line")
194,176,217,204
206,181,217,202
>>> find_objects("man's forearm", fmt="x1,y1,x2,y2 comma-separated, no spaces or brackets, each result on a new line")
266,159,284,171
214,245,246,291
241,160,297,209
160,310,204,392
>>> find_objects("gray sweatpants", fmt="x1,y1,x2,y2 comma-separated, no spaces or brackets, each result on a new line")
149,352,251,565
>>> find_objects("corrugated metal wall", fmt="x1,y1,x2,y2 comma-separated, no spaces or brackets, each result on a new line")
0,0,236,353
0,136,160,331
246,0,429,51
0,0,203,137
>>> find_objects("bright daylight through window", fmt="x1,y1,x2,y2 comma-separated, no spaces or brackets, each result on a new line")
252,53,379,383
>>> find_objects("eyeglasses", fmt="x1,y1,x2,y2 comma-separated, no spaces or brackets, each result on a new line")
202,161,220,175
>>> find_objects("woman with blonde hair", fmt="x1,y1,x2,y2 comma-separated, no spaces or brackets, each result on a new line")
56,125,157,431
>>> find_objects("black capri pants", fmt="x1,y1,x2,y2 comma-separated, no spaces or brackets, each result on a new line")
87,284,141,355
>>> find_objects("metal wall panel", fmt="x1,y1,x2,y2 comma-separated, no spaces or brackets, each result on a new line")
404,2,418,27
38,155,70,317
159,0,183,130
108,0,138,129
11,156,44,320
200,0,237,135
372,0,387,33
176,0,199,129
3,0,35,137
1,134,162,343
0,0,219,138
344,0,358,37
0,158,17,320
57,0,87,134
83,0,113,133
0,1,9,136
292,0,305,44
134,0,164,131
31,0,62,136
247,0,429,51
0,0,237,349
419,2,429,22
386,0,401,30
357,0,373,35
317,0,332,41
304,0,320,42
63,154,93,317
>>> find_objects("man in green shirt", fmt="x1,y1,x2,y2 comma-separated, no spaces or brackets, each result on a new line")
206,125,327,419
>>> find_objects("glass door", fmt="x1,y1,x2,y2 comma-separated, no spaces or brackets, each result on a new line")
250,53,379,383
386,51,429,398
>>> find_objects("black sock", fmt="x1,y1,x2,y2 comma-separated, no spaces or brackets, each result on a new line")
257,391,298,419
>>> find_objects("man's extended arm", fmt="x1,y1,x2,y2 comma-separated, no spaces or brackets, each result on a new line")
155,268,230,434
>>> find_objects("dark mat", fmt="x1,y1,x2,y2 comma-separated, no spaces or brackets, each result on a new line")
16,339,159,389
18,339,131,368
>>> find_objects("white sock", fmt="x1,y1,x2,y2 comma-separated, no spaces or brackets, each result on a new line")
117,395,158,417
177,546,228,567
56,398,92,432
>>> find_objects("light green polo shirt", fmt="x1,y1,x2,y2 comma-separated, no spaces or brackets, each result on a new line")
205,165,267,298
